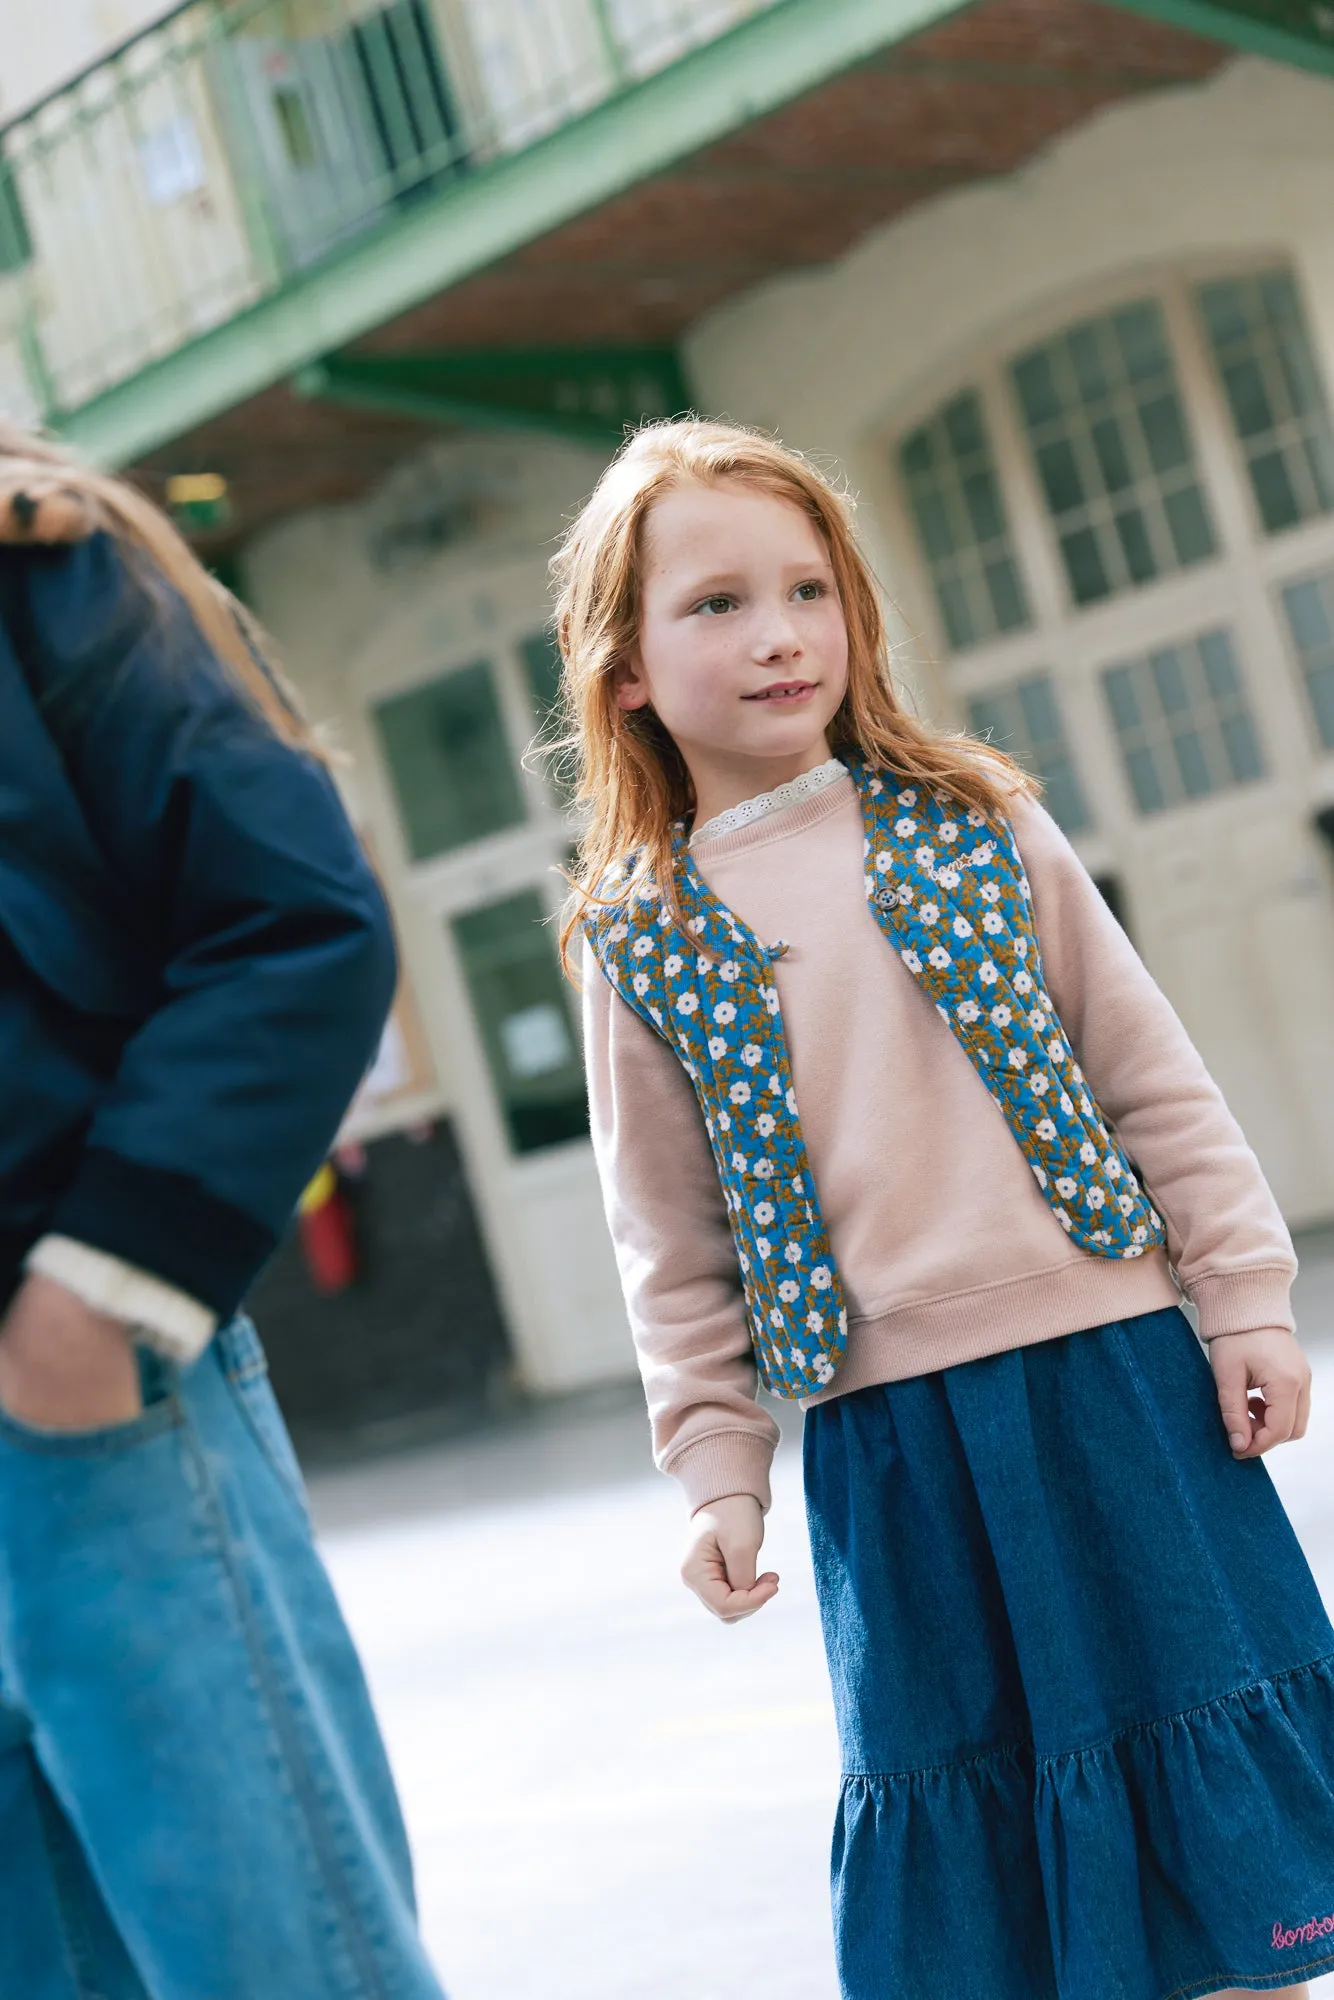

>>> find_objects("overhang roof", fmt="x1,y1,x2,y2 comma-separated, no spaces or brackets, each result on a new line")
130,0,1234,549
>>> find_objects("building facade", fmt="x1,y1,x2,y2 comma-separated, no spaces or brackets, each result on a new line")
2,0,1332,1429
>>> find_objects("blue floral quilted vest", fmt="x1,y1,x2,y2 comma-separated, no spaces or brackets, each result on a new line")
584,758,1165,1399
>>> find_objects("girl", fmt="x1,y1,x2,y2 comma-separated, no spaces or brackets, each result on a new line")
0,432,445,2000
558,418,1334,2000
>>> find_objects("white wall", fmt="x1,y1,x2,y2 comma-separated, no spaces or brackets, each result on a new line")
686,55,1334,1229
0,1,181,121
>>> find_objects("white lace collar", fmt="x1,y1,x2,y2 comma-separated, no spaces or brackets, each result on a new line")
690,758,848,847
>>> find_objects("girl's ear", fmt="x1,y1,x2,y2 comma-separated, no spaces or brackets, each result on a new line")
613,652,652,713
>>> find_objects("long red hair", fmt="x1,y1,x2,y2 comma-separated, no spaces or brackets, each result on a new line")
551,418,1032,972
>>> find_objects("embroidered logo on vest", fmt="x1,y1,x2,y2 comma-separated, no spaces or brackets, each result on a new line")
585,761,1164,1399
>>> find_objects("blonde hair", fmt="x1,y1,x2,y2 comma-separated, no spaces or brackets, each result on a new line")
0,423,312,750
552,417,1032,972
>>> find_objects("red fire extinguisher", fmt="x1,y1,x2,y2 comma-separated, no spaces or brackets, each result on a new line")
297,1162,358,1295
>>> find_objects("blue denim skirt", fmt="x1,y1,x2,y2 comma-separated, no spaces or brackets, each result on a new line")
803,1307,1334,2000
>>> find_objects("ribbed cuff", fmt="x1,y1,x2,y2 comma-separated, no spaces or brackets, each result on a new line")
666,1430,775,1514
51,1149,273,1323
1189,1265,1296,1341
25,1235,217,1364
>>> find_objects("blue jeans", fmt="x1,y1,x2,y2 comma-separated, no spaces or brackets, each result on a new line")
0,1318,446,2000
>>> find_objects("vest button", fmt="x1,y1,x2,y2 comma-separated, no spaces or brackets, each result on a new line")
875,887,899,910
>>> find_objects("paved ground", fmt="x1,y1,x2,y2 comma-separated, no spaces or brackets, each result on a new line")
311,1233,1334,2000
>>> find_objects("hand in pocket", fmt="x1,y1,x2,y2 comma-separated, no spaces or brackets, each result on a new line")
0,1274,141,1431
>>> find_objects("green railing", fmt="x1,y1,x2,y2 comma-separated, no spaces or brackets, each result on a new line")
0,0,777,420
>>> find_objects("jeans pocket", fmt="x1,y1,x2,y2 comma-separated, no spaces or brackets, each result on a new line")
217,1317,309,1517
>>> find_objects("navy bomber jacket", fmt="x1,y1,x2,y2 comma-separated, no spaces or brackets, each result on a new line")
0,532,398,1323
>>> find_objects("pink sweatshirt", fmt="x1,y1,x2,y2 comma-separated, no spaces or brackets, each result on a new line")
582,771,1297,1513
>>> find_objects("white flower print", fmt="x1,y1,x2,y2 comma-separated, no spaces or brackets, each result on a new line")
785,1088,798,1114
632,937,654,958
901,949,923,974
990,1004,1012,1026
966,807,985,827
927,946,952,970
717,1110,731,1131
755,1202,775,1226
1032,1164,1048,1187
657,906,672,927
1057,1212,1074,1232
764,988,780,1015
1014,969,1033,995
957,998,981,1023
919,902,940,926
609,922,629,942
1030,1072,1050,1095
695,956,713,976
894,818,916,837
1015,936,1028,958
784,1242,803,1265
979,960,998,985
1079,1094,1093,1117
1132,1226,1148,1244
982,911,1005,935
676,993,698,1015
1086,1187,1106,1210
937,866,960,891
952,915,973,939
1059,1093,1074,1116
720,961,740,983
814,1356,836,1386
812,1264,832,1290
664,954,682,975
778,1279,800,1303
729,1081,751,1104
756,1237,772,1259
898,789,918,807
1056,1176,1077,1199
915,846,936,869
713,1001,736,1024
980,881,1001,904
633,973,651,997
939,821,959,844
741,1043,763,1068
1118,1194,1135,1217
769,1308,783,1328
687,915,707,936
1008,1048,1029,1069
1036,1117,1057,1140
754,1159,775,1180
806,1310,825,1335
739,1253,750,1275
731,1152,747,1173
756,1113,776,1137
869,777,884,796
1079,1142,1097,1165
1105,1155,1122,1178
649,1006,662,1025
1047,1038,1064,1065
1028,1009,1047,1035
709,1036,727,1058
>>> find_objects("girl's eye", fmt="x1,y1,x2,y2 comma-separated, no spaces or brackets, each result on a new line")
696,594,736,616
793,580,825,602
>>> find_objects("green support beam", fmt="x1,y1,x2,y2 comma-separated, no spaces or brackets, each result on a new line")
1114,0,1334,71
56,0,975,470
295,347,693,446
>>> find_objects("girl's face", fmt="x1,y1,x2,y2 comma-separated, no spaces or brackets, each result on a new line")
617,480,850,821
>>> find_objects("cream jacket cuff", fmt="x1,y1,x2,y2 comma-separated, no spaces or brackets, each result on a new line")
24,1235,218,1364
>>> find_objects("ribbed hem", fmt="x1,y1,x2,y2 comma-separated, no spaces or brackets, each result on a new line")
51,1149,273,1322
666,1429,776,1514
1188,1265,1297,1340
807,1248,1182,1405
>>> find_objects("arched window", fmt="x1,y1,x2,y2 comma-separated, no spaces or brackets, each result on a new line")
892,265,1334,838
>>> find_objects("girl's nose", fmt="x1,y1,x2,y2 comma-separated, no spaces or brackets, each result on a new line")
753,607,801,660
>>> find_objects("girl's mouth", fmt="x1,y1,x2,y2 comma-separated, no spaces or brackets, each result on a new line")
743,681,815,703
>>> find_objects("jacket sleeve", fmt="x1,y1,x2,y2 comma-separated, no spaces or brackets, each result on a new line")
6,533,397,1320
1014,796,1297,1340
582,943,779,1510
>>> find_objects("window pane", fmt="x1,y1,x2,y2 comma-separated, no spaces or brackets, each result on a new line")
451,890,587,1156
1011,299,1215,608
898,391,1031,652
1101,627,1264,815
966,671,1091,832
1197,269,1334,536
1281,564,1334,749
374,661,525,862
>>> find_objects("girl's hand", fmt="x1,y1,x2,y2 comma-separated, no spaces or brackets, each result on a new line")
0,1274,141,1431
682,1493,779,1622
1210,1328,1311,1459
